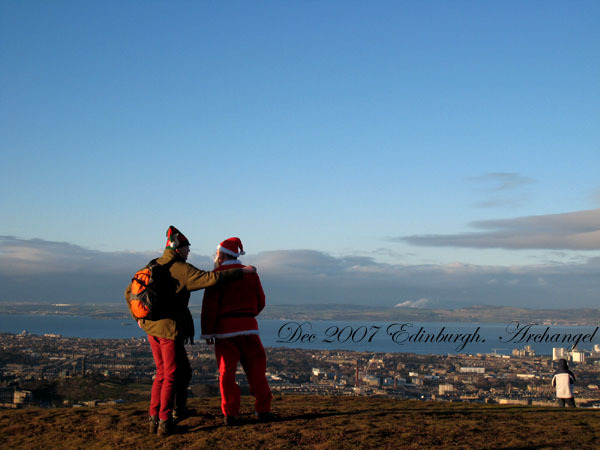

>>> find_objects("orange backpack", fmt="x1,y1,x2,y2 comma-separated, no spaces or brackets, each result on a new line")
127,259,172,320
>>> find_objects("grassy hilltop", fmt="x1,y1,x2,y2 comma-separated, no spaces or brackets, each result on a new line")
2,395,600,449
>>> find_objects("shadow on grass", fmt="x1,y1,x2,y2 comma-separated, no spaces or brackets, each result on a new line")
180,409,367,432
178,423,223,433
497,446,570,450
374,405,596,416
271,410,365,422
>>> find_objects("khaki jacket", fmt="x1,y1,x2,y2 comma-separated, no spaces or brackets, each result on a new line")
125,248,242,340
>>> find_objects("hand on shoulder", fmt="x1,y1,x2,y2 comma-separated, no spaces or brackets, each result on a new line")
242,265,257,273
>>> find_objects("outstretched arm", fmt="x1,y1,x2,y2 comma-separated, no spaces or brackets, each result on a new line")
186,265,243,291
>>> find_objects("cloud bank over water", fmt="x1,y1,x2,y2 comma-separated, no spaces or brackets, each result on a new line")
2,236,600,309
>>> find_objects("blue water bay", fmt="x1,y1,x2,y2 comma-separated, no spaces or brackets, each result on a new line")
0,314,597,356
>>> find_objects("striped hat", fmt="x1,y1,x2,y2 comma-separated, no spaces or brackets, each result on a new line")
166,225,190,249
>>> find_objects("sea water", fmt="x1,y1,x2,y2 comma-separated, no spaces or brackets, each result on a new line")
0,314,597,356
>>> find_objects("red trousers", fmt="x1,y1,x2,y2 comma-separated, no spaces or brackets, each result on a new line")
215,334,272,417
148,336,191,421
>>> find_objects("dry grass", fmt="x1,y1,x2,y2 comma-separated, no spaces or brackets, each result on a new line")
2,395,600,449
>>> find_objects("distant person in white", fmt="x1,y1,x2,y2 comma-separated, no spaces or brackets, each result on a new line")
551,358,576,407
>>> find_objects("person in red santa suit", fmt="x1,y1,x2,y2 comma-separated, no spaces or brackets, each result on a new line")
201,237,272,425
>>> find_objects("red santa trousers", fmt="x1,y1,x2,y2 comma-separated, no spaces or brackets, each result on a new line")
148,336,191,421
215,334,272,417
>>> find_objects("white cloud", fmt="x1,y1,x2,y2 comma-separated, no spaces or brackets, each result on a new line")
399,209,600,250
394,298,433,308
468,173,535,192
468,172,535,209
246,250,346,276
2,236,600,308
0,236,155,275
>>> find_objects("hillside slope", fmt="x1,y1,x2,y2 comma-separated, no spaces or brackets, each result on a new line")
2,395,600,449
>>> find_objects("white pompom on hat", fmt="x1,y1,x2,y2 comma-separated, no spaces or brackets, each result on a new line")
218,237,245,258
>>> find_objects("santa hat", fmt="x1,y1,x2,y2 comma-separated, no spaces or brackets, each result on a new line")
166,225,190,249
218,237,245,258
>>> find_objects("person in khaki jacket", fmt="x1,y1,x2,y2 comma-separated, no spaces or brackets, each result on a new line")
125,226,254,437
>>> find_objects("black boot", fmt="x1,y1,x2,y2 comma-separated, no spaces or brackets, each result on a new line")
148,416,158,434
158,418,175,437
223,416,241,426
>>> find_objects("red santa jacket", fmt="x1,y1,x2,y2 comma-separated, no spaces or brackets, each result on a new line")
200,261,265,339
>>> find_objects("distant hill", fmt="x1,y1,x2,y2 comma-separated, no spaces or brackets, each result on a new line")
263,303,600,325
2,395,600,449
4,301,600,325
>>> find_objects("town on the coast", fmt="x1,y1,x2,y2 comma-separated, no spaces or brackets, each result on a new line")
2,332,600,409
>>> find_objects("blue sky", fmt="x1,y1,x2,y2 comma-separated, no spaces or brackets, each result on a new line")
1,2,599,308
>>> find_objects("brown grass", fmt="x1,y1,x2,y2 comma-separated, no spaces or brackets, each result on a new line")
1,395,600,449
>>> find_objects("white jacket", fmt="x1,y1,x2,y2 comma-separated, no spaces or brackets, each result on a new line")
552,372,575,398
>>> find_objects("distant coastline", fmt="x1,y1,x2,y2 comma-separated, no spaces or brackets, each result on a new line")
1,300,600,326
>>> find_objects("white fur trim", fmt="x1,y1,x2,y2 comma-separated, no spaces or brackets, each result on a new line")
218,245,239,257
213,330,260,339
221,259,240,266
